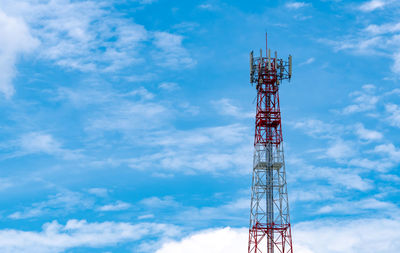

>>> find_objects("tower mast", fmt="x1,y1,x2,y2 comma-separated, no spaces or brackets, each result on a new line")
248,33,293,253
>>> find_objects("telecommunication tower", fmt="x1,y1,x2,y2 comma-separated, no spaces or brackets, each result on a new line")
248,33,293,253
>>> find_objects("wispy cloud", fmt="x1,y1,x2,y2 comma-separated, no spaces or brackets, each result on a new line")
359,0,386,12
0,0,196,97
19,132,61,154
87,101,168,131
0,132,82,160
373,143,400,162
29,1,147,72
87,188,109,197
159,82,180,91
342,84,379,114
291,118,342,139
299,57,315,65
0,9,38,98
211,99,253,119
138,214,155,220
385,103,400,127
140,196,180,208
364,22,400,35
354,123,383,141
98,201,131,211
393,52,400,74
287,157,372,191
321,17,400,75
285,2,311,9
317,198,399,215
136,0,158,4
291,187,336,202
198,4,216,11
325,139,356,160
152,32,196,69
0,178,13,191
9,191,93,219
125,124,252,175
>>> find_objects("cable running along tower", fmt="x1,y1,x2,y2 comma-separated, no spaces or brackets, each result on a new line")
248,34,293,253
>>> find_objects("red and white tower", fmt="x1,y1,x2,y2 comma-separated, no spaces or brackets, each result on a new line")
248,33,293,253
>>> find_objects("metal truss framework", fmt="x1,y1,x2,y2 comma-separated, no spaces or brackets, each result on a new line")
248,34,293,253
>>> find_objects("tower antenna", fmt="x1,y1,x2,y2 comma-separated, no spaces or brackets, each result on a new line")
248,33,294,253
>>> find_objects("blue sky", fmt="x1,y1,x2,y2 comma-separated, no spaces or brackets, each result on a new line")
0,0,399,252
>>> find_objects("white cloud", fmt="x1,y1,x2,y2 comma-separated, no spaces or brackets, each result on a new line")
393,52,400,74
136,194,249,226
178,102,200,115
349,157,393,171
20,132,61,154
0,9,39,98
130,146,251,175
56,86,110,107
325,139,355,159
17,132,80,160
330,36,383,54
136,0,158,4
212,99,253,119
373,143,400,162
293,219,400,253
140,196,180,208
291,118,339,139
385,103,400,127
198,4,216,10
126,73,155,82
157,218,400,252
317,198,398,214
157,227,248,253
365,22,400,35
0,0,195,84
287,158,372,191
57,86,253,177
322,167,371,191
153,32,196,69
9,191,93,220
57,85,154,107
27,0,147,72
295,218,400,252
88,188,109,197
58,86,160,133
87,101,168,131
380,174,400,183
159,82,180,91
359,0,386,12
172,22,199,32
299,57,314,65
291,187,335,202
175,198,249,226
322,20,400,74
0,178,13,191
126,124,252,175
125,86,155,100
342,84,379,114
345,142,400,172
8,208,43,220
98,201,131,211
138,214,155,220
354,123,383,141
0,219,180,253
285,2,311,9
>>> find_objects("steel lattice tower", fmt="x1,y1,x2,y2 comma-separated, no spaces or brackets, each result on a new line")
248,33,293,253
